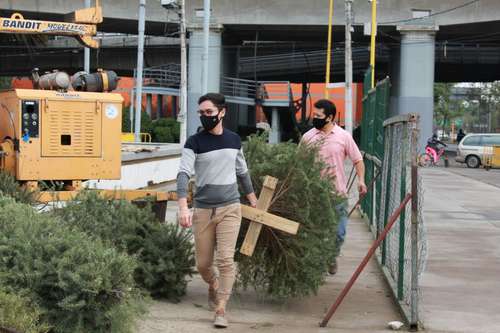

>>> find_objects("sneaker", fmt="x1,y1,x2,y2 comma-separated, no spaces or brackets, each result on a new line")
328,258,338,275
214,311,228,328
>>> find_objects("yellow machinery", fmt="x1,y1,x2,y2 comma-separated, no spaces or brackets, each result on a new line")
0,89,121,186
0,1,177,209
484,145,500,170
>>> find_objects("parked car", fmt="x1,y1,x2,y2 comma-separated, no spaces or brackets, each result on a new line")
456,133,500,168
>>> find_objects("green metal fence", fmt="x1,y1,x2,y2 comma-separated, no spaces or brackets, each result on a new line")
360,67,390,228
359,68,426,330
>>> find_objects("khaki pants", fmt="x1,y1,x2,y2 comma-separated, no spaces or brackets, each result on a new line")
192,203,241,302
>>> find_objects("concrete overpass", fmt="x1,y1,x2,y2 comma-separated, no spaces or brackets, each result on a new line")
2,0,500,81
2,0,500,145
1,0,500,33
0,36,179,75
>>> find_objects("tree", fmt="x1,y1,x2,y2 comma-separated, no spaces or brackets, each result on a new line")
434,83,466,137
0,77,11,89
479,81,500,132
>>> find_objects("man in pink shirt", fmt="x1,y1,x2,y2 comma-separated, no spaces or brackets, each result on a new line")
302,99,367,275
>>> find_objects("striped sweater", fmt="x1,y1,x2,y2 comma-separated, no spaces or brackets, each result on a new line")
176,129,254,208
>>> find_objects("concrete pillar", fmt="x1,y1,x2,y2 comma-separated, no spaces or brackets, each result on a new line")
269,107,281,144
172,96,178,119
157,94,163,119
187,26,222,136
129,88,135,132
396,25,439,150
388,47,401,118
146,94,153,118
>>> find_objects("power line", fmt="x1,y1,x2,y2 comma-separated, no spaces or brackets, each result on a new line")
379,0,481,25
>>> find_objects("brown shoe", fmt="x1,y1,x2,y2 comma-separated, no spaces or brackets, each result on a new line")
328,258,338,275
214,310,228,328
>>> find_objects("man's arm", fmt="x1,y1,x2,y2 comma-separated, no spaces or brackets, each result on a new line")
346,135,367,195
437,139,447,147
236,148,257,207
354,160,367,195
177,143,195,228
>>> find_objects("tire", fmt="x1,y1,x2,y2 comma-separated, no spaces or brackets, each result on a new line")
419,153,433,167
466,155,481,169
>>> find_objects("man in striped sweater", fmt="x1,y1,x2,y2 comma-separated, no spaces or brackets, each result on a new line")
177,93,257,328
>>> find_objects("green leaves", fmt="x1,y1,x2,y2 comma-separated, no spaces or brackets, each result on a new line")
236,134,341,300
0,195,144,333
151,117,180,143
0,172,37,204
121,107,180,143
52,192,195,301
0,288,50,333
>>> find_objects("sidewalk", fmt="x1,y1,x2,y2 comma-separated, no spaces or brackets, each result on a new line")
420,168,500,333
138,202,402,332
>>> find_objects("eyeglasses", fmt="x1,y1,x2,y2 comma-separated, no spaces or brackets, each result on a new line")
197,108,219,116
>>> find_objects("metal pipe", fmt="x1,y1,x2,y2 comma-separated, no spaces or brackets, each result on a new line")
179,0,188,145
370,0,377,88
320,192,413,327
325,0,334,98
134,0,146,142
202,0,211,94
345,0,353,134
129,84,135,132
410,118,420,329
84,0,91,72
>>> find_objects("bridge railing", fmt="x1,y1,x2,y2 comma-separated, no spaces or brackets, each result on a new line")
221,77,292,106
134,64,181,88
220,77,258,101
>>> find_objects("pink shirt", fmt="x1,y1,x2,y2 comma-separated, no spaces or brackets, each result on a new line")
302,124,363,195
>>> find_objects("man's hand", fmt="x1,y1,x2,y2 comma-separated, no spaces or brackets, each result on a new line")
246,192,258,208
178,207,192,228
358,181,368,195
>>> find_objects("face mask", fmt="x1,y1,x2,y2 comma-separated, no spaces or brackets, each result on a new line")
313,117,329,130
200,113,221,131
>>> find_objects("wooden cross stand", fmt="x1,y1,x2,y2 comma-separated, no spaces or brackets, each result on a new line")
240,176,300,256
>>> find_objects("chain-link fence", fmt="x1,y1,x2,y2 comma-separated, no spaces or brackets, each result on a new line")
360,68,426,330
377,114,427,330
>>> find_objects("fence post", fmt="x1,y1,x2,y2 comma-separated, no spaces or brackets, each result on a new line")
397,124,408,300
381,125,393,265
410,115,420,330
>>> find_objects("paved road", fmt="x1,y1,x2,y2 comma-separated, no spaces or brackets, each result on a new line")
431,148,500,189
421,168,500,333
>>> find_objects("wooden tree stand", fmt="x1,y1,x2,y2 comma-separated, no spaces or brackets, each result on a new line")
240,176,300,256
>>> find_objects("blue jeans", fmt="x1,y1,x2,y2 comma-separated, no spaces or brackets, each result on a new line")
335,201,349,255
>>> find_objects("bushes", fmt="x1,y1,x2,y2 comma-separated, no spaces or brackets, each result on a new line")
0,196,144,333
0,289,49,333
151,118,180,143
122,107,180,143
0,172,195,332
236,134,341,300
0,171,36,204
122,106,152,134
52,192,195,301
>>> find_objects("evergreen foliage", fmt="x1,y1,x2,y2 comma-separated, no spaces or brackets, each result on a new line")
236,134,342,300
0,288,49,333
0,172,37,204
52,192,195,301
0,196,144,333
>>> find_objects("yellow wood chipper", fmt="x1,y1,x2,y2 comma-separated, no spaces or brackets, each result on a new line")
0,1,177,216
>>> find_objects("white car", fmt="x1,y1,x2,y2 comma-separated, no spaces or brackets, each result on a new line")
456,133,500,168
